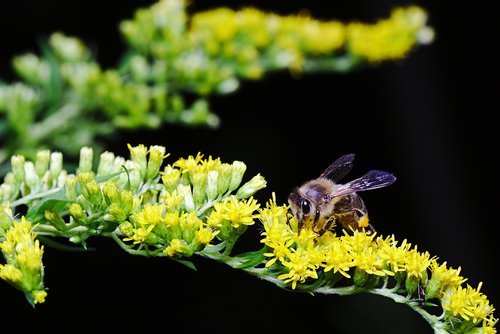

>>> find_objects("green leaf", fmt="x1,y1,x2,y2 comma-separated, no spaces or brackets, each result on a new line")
235,247,266,269
38,236,94,252
26,191,70,224
94,170,126,183
170,257,197,271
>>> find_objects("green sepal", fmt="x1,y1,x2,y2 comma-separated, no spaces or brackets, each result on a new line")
234,247,266,269
353,268,369,287
405,275,419,296
24,292,36,308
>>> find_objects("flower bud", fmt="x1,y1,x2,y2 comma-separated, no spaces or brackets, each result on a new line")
65,175,78,201
56,170,68,188
130,55,150,83
11,155,26,182
44,210,66,231
147,145,167,179
217,163,232,195
164,239,192,257
102,182,119,205
405,275,419,296
192,172,207,205
49,152,63,180
425,276,443,300
24,161,39,190
353,268,369,287
119,221,134,237
124,160,142,192
96,151,115,177
206,170,219,200
78,147,93,173
236,174,266,199
120,190,137,214
12,53,51,85
128,144,148,180
162,165,181,191
108,203,127,222
82,180,103,207
35,150,50,178
0,206,14,232
0,184,14,203
68,203,86,221
178,184,195,212
49,32,89,62
229,161,246,192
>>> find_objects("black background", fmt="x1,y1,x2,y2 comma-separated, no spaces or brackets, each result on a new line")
0,1,498,333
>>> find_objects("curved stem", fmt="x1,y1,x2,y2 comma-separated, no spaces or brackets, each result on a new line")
10,187,63,207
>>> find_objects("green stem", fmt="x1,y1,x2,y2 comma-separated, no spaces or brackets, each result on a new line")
369,287,449,334
302,55,365,73
200,249,450,333
10,187,63,207
106,232,163,257
30,103,81,142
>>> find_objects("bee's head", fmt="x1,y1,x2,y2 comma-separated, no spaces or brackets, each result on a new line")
288,189,317,223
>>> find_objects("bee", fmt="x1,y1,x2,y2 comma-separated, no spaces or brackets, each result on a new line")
288,154,396,235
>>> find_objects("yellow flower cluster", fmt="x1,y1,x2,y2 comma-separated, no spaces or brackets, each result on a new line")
191,7,345,73
190,4,431,71
259,197,497,332
119,151,265,256
0,217,47,305
346,6,433,62
119,0,432,95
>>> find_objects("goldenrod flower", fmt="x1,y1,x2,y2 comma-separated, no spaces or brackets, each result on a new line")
278,247,319,289
0,217,46,305
213,196,260,229
426,260,467,299
404,248,433,280
323,238,353,278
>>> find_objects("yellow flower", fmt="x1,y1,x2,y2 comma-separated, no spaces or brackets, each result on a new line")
376,235,411,273
173,153,204,174
427,260,467,298
404,248,433,280
161,190,184,212
163,238,190,256
213,196,260,228
123,224,155,244
441,282,494,323
132,203,165,227
351,246,389,277
33,290,48,304
194,228,218,245
323,237,353,278
278,247,319,289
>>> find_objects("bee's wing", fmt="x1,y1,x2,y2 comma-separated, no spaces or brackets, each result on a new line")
329,170,396,198
320,153,355,182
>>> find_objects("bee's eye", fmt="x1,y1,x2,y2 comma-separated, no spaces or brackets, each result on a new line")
300,198,311,215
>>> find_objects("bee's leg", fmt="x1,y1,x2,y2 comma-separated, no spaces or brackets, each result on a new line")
367,223,376,233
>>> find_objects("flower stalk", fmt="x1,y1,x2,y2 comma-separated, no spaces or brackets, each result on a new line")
0,0,433,166
0,145,495,334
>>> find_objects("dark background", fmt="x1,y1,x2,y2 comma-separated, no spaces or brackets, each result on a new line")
0,1,498,333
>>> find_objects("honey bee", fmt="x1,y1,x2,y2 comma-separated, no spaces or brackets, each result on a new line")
288,154,396,234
